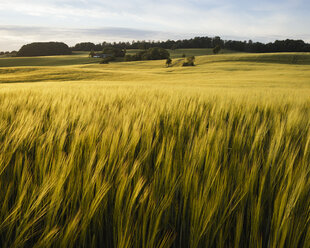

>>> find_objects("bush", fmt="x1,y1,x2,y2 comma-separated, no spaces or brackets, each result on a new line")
9,51,17,57
72,42,96,51
89,50,95,58
17,42,72,57
144,47,170,60
102,47,125,57
166,58,172,67
213,45,222,54
182,56,195,66
0,51,17,57
125,47,170,62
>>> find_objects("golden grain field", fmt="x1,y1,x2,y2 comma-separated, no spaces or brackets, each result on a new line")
0,52,309,247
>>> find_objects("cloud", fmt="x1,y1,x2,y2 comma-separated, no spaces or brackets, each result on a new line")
0,26,180,51
0,0,309,50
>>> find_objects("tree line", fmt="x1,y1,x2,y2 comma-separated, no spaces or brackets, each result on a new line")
16,42,72,57
3,37,310,57
0,51,17,57
71,37,310,53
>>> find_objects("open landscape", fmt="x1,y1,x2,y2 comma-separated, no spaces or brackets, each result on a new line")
1,0,310,246
0,49,309,247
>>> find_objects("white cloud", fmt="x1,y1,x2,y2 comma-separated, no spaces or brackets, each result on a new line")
0,26,179,51
0,0,309,50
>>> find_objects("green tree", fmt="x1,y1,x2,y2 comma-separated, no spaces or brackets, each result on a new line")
89,49,95,58
16,42,72,57
182,56,195,66
166,58,172,67
102,47,125,57
213,45,222,54
124,47,170,61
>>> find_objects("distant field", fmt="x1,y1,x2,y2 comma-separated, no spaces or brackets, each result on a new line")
1,49,310,68
1,52,310,84
0,49,238,67
0,51,101,67
0,53,309,247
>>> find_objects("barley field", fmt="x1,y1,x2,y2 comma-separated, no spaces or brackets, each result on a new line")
0,52,310,247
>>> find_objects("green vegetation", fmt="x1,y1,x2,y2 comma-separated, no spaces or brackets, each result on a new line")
182,56,195,66
102,47,126,57
166,58,172,67
0,53,309,247
72,42,103,51
89,50,95,58
0,52,101,67
0,51,17,57
17,42,72,57
68,37,310,53
125,47,170,61
213,45,222,54
0,49,238,67
126,48,238,59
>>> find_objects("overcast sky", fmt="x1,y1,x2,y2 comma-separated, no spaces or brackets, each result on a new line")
1,0,309,51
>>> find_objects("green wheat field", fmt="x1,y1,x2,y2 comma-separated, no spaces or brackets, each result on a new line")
0,50,310,247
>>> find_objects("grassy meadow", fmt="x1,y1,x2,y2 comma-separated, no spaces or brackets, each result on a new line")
0,51,310,247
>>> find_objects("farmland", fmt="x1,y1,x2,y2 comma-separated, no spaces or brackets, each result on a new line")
0,51,309,247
